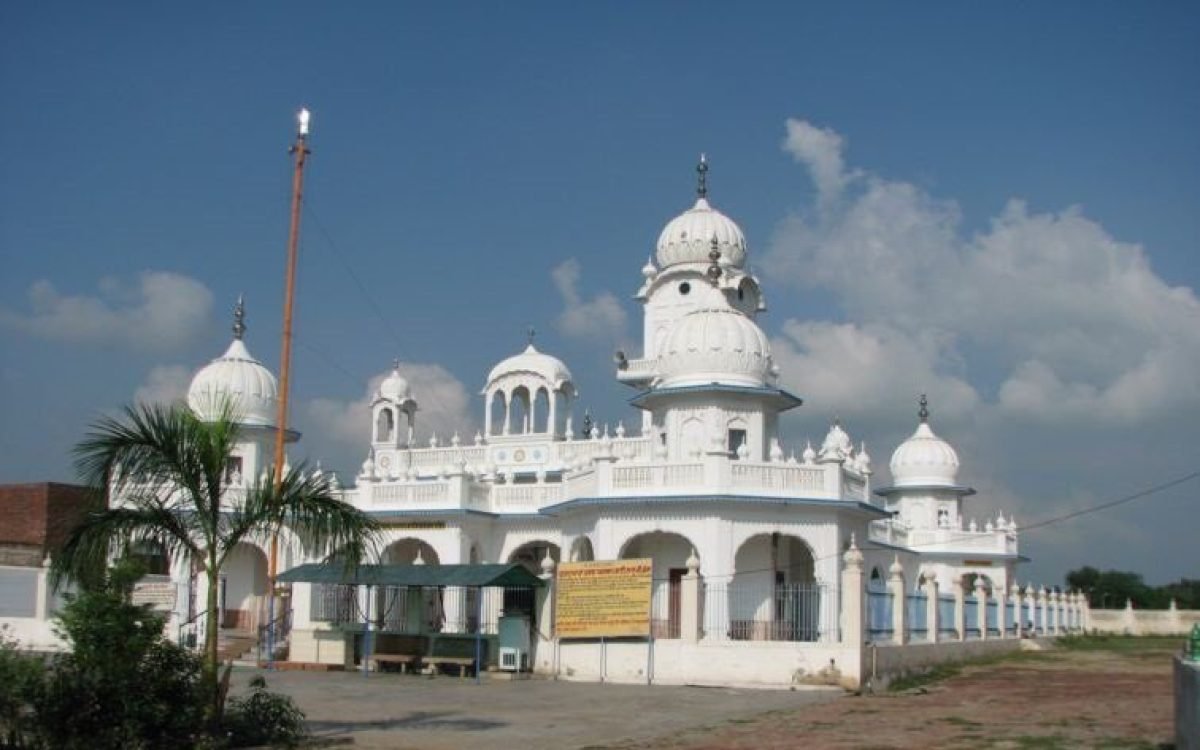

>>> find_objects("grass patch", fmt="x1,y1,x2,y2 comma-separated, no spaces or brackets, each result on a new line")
1009,735,1072,749
886,645,1048,692
1056,634,1181,653
941,715,984,728
887,662,962,691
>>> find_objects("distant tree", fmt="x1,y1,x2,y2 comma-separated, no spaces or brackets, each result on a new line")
1066,566,1197,609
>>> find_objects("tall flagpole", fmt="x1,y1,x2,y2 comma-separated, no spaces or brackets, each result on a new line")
267,107,311,665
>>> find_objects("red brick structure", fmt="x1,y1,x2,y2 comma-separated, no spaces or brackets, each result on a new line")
0,483,93,567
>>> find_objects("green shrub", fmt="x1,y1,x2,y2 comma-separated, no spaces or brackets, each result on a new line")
222,675,309,748
0,626,45,749
33,561,207,749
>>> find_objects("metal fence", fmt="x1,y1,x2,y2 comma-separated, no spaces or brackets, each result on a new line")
965,599,980,639
310,583,538,636
906,591,928,641
702,581,830,642
938,594,957,639
867,590,894,642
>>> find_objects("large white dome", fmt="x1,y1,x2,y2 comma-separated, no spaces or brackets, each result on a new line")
187,338,279,427
656,197,748,269
658,307,774,388
486,344,573,391
889,421,960,487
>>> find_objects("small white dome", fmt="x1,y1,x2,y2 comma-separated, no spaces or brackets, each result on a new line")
658,307,773,387
188,338,278,427
486,344,574,390
378,365,412,402
656,198,748,269
890,421,960,487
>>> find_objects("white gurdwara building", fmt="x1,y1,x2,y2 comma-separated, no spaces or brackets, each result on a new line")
178,160,1085,688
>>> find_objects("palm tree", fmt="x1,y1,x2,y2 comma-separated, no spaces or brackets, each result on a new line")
53,399,380,719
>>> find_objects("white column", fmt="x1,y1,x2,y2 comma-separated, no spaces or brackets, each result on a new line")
974,578,988,641
995,585,1008,639
888,557,906,645
502,390,511,435
954,580,966,641
926,573,940,644
1039,587,1050,635
840,536,865,646
680,550,701,643
1011,583,1023,638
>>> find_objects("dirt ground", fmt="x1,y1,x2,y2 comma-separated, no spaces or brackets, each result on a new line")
613,637,1179,750
256,636,1180,749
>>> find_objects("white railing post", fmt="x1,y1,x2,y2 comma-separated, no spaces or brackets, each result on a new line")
680,550,701,643
954,580,966,641
974,578,988,641
995,584,1007,639
840,535,865,646
888,557,906,645
1011,583,1022,638
926,572,940,644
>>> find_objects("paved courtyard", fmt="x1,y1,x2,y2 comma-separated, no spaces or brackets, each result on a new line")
233,669,841,750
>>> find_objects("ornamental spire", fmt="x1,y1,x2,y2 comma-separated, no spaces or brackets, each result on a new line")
706,234,722,286
526,326,536,347
918,394,929,423
232,294,246,340
696,153,708,199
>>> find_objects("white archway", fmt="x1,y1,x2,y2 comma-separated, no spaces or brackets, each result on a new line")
620,531,696,639
728,533,820,641
221,542,269,631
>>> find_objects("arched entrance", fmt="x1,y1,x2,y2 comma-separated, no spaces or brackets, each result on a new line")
729,533,820,641
505,541,559,620
568,536,594,562
221,542,268,631
378,538,443,633
620,531,695,639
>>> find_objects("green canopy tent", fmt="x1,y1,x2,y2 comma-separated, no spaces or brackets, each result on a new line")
276,563,544,681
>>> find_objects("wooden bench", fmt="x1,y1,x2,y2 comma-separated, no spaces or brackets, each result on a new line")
368,634,427,674
423,636,489,678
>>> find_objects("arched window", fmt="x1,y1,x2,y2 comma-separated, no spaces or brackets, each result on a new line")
375,408,395,442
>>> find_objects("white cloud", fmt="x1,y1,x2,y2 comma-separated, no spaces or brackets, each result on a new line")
764,117,1200,582
552,259,628,344
133,365,192,406
772,320,978,421
782,119,857,210
765,118,1200,425
0,271,214,351
302,362,478,472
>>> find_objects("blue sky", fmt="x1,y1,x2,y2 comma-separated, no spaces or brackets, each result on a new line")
2,2,1198,584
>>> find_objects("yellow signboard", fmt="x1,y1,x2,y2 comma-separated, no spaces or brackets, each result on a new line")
555,559,652,638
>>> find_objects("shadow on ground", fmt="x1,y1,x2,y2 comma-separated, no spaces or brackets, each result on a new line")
308,710,507,734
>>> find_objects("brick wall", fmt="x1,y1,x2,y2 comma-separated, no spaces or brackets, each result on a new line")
0,483,93,564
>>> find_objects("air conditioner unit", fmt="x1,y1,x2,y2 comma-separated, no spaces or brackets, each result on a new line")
498,647,524,672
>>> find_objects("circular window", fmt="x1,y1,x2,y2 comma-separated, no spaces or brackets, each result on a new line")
679,282,691,296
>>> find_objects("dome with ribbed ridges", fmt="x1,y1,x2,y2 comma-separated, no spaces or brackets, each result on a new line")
658,307,773,387
889,421,960,487
187,338,278,427
656,198,748,269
